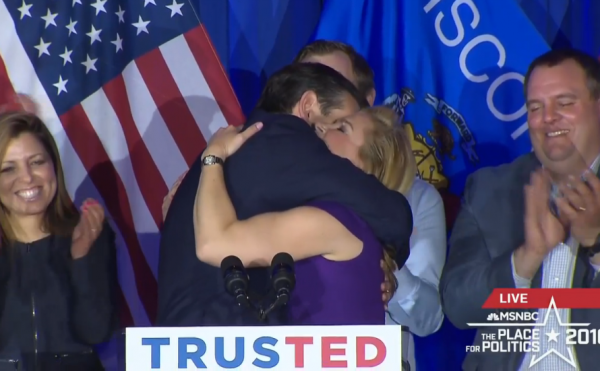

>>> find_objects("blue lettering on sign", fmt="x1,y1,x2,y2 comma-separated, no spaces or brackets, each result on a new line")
253,336,279,368
178,337,207,369
215,337,244,368
141,338,170,369
141,336,283,369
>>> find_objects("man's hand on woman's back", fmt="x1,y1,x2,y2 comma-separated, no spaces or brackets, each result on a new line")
163,171,187,222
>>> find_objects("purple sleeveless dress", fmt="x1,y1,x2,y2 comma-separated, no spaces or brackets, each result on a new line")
287,201,385,325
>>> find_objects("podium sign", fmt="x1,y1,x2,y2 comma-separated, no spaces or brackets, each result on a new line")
126,325,402,370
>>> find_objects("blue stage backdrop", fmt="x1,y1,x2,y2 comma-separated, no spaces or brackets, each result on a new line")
194,0,322,115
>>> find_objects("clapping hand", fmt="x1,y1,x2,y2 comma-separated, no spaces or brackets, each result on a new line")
514,169,566,279
555,170,600,247
71,199,105,259
523,169,566,255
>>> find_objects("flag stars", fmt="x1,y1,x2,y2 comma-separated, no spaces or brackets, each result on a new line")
59,47,73,66
17,0,33,20
132,16,150,35
41,9,58,28
81,54,98,74
115,6,125,23
111,34,123,52
72,0,82,6
66,18,77,36
86,25,102,45
144,0,156,7
90,0,107,16
53,76,68,95
166,0,184,17
33,37,51,57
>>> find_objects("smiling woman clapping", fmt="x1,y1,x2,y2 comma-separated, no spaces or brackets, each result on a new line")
0,112,118,371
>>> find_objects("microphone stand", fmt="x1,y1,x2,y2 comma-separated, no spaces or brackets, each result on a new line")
234,292,267,323
257,293,289,321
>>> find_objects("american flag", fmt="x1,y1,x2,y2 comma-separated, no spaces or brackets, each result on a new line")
0,0,244,331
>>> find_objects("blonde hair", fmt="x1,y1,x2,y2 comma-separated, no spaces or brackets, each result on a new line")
0,112,79,246
358,106,417,294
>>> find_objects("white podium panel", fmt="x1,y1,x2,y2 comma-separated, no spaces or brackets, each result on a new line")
126,325,403,370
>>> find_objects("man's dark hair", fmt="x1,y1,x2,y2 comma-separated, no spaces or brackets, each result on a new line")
524,49,600,99
256,62,369,114
294,40,375,99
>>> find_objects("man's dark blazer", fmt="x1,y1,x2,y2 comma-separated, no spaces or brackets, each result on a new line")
440,152,600,371
157,110,413,326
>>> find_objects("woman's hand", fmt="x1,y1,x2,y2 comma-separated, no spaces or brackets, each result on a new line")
162,171,187,221
71,199,105,259
204,123,263,160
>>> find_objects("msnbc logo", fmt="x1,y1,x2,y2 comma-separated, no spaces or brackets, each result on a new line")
126,325,402,370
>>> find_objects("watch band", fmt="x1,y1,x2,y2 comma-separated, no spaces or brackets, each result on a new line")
202,154,224,166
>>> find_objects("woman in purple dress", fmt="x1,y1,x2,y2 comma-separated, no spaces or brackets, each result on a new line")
193,106,415,325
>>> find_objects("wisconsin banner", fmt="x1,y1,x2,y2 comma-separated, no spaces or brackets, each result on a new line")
313,0,549,194
313,0,549,370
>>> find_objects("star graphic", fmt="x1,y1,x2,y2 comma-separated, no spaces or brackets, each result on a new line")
545,328,559,343
144,0,156,7
72,0,82,6
132,16,150,35
528,297,584,369
65,18,77,36
53,76,68,95
115,6,125,23
41,9,58,28
59,47,73,66
111,34,123,52
90,0,107,16
34,37,51,57
18,0,33,20
81,54,98,74
166,0,184,17
86,25,102,45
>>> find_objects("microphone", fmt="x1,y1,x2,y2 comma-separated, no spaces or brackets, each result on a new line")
258,253,296,321
270,252,296,305
221,256,251,308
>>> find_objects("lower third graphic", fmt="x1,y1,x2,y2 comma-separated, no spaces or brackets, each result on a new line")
465,289,600,369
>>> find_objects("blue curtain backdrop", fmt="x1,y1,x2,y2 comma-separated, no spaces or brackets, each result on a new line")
196,0,600,117
194,0,322,115
195,0,600,370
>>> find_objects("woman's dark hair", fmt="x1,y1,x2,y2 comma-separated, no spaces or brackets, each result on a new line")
0,112,79,245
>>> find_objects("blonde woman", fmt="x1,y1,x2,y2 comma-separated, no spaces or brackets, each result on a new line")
373,109,446,371
192,106,417,324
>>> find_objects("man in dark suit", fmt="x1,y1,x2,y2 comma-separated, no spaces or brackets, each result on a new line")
440,49,600,370
157,62,413,326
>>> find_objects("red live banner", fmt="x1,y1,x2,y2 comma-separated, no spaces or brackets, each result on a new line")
482,289,600,309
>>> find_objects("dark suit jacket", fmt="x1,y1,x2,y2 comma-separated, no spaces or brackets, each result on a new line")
440,152,600,370
157,110,413,326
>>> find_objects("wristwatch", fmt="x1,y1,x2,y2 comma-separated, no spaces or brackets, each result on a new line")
202,155,224,166
582,233,600,257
